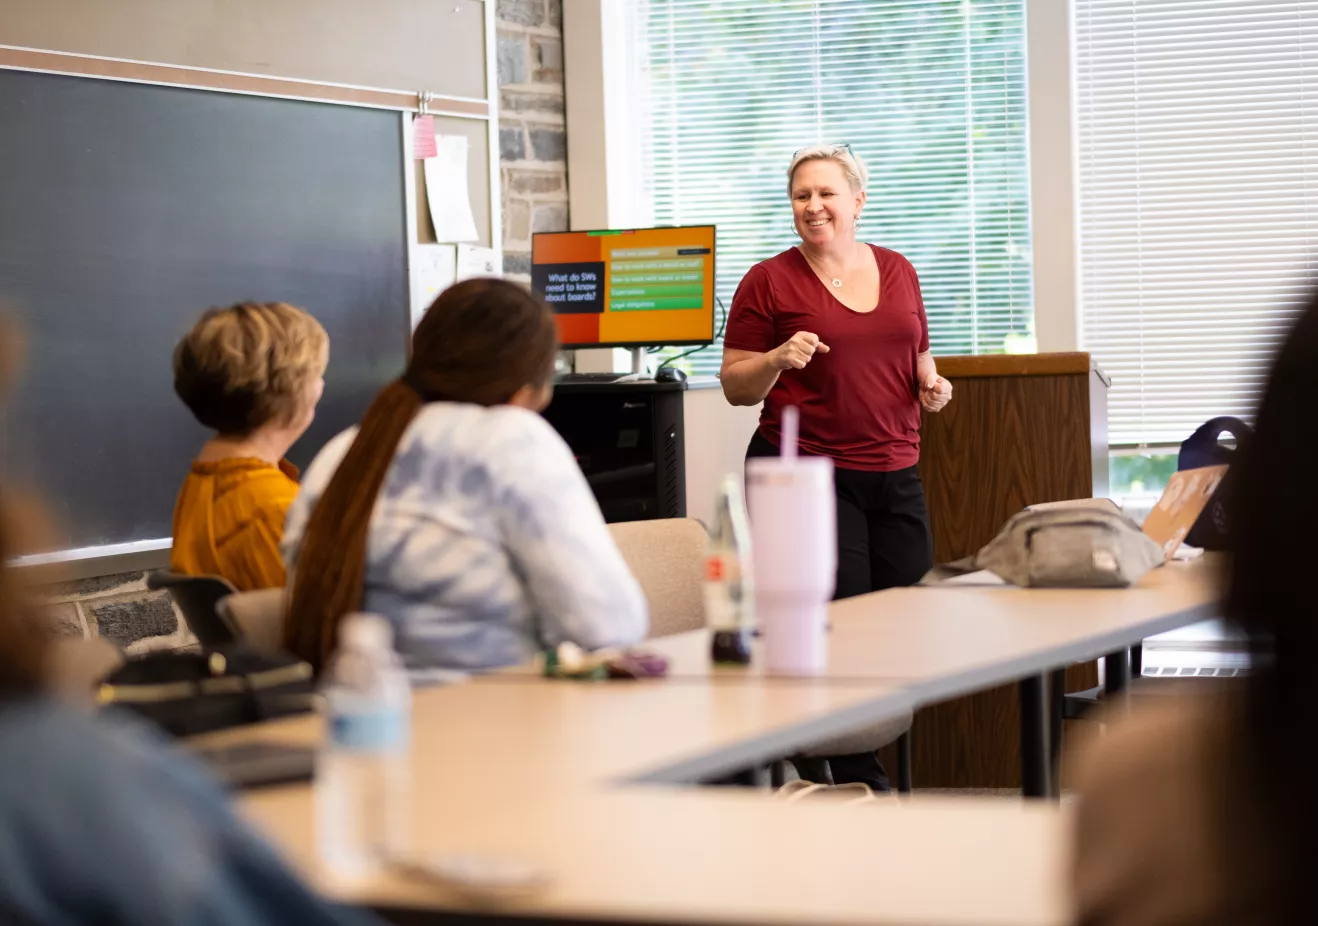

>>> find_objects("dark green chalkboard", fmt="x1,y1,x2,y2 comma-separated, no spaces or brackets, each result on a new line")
0,68,409,551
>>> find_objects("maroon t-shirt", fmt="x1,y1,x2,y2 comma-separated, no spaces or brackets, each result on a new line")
723,245,929,472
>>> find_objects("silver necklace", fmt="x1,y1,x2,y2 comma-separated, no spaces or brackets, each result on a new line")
804,246,857,288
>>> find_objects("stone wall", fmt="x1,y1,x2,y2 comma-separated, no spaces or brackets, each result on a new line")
40,571,192,654
35,0,572,651
496,0,570,282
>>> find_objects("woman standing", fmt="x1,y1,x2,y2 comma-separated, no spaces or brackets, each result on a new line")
722,144,950,599
721,144,951,788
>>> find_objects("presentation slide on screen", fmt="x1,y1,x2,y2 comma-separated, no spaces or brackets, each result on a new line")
530,226,716,346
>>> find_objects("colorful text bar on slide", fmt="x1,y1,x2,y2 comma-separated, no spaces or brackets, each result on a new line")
530,226,716,347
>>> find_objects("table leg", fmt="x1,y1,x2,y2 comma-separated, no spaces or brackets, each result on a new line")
1131,642,1143,678
1105,648,1130,695
1048,667,1066,798
897,732,913,794
1019,674,1050,798
1105,647,1132,718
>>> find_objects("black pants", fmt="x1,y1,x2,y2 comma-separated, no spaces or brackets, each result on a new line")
746,430,934,790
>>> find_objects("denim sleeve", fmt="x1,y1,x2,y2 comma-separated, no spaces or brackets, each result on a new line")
0,703,379,926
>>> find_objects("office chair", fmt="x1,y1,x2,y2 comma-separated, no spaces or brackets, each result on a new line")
608,517,709,638
145,570,241,646
610,518,913,794
217,587,285,654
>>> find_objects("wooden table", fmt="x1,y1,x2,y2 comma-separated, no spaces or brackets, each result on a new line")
212,680,1070,926
636,557,1220,795
644,558,1217,683
198,562,1217,922
201,674,914,787
242,783,1071,926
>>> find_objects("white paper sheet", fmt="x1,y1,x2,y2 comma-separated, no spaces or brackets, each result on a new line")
937,569,1010,587
424,135,479,243
412,243,457,321
455,244,503,281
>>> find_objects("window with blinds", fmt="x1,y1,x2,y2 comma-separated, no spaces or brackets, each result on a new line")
632,0,1034,377
1076,1,1318,447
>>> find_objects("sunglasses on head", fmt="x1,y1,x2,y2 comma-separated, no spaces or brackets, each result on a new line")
793,142,853,159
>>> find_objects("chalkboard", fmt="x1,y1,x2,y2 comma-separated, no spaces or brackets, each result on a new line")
0,69,410,552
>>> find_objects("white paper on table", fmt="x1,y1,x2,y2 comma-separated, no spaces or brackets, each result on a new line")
937,569,1010,586
456,244,503,281
412,244,457,321
424,135,479,243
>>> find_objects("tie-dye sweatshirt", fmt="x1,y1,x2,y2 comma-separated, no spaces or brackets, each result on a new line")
283,402,648,684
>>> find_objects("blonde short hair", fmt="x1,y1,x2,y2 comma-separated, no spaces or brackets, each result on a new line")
787,144,868,196
173,302,329,436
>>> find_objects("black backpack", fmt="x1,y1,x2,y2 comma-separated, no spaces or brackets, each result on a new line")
1177,416,1251,551
98,644,315,738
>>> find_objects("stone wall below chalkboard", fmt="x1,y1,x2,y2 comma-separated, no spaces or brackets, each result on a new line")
38,571,196,656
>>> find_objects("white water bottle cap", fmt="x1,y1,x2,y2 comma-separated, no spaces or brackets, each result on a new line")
340,612,393,652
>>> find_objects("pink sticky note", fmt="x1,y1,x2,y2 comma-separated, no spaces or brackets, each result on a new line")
413,115,437,159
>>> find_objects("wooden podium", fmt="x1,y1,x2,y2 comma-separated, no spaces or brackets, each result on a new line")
877,352,1110,788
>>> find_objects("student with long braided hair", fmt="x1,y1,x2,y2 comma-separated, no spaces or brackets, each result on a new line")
282,279,647,682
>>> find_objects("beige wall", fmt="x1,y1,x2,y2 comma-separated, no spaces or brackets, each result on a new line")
683,387,761,528
2,0,497,249
1026,0,1081,352
0,0,488,99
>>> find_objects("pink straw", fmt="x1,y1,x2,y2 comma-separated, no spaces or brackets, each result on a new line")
781,406,799,460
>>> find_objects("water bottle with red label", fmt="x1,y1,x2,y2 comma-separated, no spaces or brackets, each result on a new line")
705,474,755,664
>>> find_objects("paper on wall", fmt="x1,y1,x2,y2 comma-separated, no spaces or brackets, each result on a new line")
456,244,503,281
424,135,479,243
412,114,437,159
412,243,457,320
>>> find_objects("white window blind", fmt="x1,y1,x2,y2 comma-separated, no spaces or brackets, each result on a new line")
632,0,1034,377
1076,0,1318,447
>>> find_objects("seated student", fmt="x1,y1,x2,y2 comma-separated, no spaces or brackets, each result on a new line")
1072,289,1318,925
170,302,328,591
0,331,372,925
282,279,647,681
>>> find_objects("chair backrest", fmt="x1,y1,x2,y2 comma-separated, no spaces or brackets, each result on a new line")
145,570,240,646
607,518,708,639
217,587,286,655
46,637,124,703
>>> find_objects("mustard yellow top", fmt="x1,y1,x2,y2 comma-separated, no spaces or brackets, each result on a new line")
170,457,299,591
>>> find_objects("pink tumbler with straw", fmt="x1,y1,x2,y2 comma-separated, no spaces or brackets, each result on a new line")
746,407,835,675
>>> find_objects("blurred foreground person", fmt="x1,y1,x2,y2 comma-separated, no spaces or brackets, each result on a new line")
0,319,376,926
1074,290,1318,925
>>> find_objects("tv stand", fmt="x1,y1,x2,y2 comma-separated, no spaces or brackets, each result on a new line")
541,380,687,523
627,346,647,376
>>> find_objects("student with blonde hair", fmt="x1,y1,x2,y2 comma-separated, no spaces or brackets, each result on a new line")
170,302,328,590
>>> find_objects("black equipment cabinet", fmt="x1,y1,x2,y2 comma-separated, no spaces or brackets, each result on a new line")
542,381,687,523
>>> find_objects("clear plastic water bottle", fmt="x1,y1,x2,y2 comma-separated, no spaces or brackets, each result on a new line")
317,612,412,879
705,474,755,664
